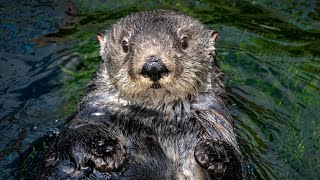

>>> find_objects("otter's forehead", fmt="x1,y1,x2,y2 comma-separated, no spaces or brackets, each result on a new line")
112,10,206,39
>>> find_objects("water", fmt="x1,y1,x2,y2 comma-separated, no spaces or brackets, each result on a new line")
0,0,319,179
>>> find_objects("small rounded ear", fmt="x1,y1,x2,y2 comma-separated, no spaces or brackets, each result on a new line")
96,33,104,46
210,30,218,43
207,30,218,52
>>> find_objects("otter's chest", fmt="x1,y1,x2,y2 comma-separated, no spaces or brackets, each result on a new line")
115,109,207,179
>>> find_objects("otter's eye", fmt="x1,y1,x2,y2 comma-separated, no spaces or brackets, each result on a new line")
180,36,188,49
122,39,129,53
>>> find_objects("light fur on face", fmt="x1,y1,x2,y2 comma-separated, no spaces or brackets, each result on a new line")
95,10,219,113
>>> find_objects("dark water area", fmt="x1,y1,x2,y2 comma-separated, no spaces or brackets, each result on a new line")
0,0,319,179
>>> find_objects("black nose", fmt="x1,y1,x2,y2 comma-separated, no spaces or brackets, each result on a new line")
141,56,168,82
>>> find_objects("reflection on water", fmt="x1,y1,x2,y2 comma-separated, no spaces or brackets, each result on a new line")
0,0,319,179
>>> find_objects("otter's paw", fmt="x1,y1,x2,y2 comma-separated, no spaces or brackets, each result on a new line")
194,139,241,179
40,124,128,179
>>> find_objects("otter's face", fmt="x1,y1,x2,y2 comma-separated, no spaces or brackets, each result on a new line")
97,10,218,103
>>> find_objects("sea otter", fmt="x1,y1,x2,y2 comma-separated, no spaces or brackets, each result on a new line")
38,10,248,179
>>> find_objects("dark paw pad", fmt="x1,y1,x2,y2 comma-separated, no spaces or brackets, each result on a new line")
194,140,239,179
84,132,127,172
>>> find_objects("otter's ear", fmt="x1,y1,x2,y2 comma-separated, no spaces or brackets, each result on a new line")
207,30,218,50
209,30,218,43
96,33,104,47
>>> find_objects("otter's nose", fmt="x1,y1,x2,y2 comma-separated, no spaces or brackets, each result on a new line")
141,56,168,82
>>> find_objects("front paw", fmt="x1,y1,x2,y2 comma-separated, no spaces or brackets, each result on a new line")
82,125,128,172
40,124,128,179
194,139,241,179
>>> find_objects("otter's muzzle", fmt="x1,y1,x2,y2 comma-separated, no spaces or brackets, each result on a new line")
141,56,168,82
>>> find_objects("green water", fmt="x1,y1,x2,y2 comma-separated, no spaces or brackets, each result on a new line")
1,0,319,179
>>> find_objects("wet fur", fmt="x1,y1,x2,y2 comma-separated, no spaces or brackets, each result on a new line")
38,10,247,179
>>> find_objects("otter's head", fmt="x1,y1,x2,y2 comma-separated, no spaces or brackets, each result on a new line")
96,10,218,105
